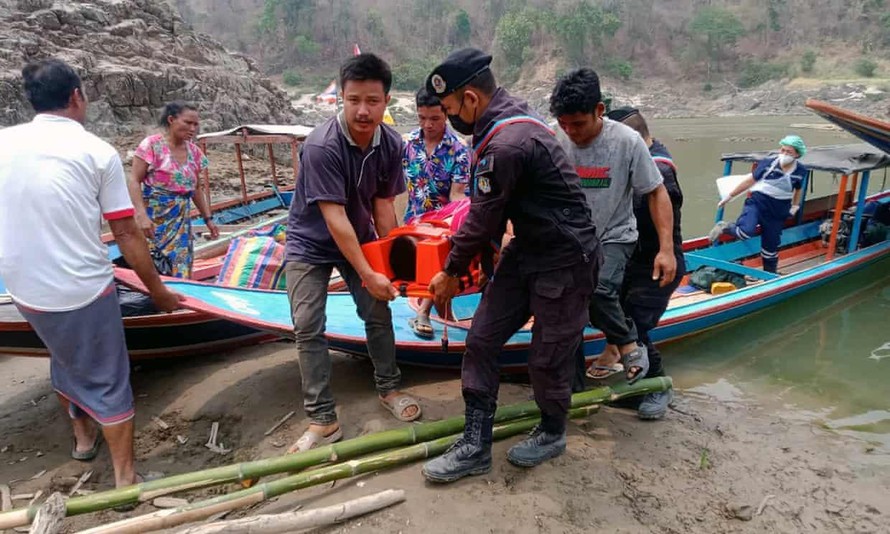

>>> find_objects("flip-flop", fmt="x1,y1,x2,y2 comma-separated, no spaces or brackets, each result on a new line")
71,432,103,461
380,393,422,422
620,345,650,385
586,362,625,382
287,426,343,454
408,315,435,340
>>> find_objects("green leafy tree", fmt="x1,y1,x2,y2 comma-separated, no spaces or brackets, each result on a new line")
495,8,536,69
854,57,878,77
451,9,472,46
800,50,816,74
282,69,302,86
549,1,621,67
689,7,745,79
293,34,321,58
767,0,786,33
365,9,386,43
737,60,788,88
605,58,633,80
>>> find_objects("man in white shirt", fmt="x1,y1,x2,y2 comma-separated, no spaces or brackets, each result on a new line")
0,59,182,488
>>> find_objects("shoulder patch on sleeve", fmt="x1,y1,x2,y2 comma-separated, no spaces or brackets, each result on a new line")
473,154,495,195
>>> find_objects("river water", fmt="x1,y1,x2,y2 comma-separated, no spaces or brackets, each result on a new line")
649,115,890,452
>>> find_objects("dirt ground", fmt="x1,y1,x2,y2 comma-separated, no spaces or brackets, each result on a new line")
1,342,888,534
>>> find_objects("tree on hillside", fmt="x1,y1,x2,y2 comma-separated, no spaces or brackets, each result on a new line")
495,8,536,72
547,0,621,67
689,7,744,80
450,9,472,47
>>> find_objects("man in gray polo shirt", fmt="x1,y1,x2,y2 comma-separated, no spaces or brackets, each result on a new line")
550,68,677,386
285,54,421,453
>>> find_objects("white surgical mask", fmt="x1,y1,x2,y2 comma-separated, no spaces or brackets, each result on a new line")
778,154,795,166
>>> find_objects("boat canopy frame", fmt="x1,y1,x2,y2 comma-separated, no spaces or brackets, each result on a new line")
195,124,313,224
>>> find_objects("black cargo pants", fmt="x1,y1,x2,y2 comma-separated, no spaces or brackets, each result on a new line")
461,245,600,432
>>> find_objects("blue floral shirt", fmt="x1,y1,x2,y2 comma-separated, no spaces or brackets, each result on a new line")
402,128,470,222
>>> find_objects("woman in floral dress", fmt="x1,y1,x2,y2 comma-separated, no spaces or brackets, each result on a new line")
128,102,218,278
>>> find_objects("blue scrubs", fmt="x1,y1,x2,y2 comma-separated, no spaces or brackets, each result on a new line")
723,157,807,273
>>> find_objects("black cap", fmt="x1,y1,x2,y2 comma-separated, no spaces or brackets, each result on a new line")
606,106,640,123
426,48,493,97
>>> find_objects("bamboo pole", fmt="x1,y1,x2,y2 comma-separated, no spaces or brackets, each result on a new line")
174,489,406,534
78,404,604,534
0,378,671,530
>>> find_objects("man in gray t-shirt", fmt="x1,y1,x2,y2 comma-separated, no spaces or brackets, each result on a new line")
550,68,677,386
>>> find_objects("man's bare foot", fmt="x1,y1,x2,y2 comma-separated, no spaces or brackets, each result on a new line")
587,343,623,379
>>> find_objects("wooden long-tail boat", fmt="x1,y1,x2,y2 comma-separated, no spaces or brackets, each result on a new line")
115,135,890,369
806,99,890,155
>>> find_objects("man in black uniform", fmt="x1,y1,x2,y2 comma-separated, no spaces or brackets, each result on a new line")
607,107,684,419
421,48,601,483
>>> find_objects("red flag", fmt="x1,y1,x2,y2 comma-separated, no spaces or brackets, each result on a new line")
353,43,361,56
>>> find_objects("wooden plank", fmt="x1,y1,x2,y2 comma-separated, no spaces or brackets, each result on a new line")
29,492,65,534
827,174,849,260
201,135,303,145
694,221,822,263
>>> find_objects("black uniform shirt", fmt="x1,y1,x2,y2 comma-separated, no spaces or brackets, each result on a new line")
444,88,599,275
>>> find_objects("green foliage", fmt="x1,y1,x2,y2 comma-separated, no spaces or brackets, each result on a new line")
258,0,313,36
391,56,440,91
605,58,633,80
854,57,878,77
800,50,816,73
293,34,320,57
689,7,744,74
282,69,303,86
737,60,788,88
451,9,472,46
703,82,713,92
495,8,536,69
882,12,890,46
365,9,386,42
767,0,786,32
548,1,621,67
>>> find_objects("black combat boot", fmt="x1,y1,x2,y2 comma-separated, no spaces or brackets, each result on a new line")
422,406,494,483
506,412,567,467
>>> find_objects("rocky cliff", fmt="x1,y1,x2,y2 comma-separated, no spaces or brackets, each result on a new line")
0,0,298,136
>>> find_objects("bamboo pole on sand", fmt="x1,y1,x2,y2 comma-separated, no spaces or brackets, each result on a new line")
0,377,671,530
78,404,603,534
174,489,406,534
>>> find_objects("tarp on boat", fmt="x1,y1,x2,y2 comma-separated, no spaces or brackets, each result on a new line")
197,124,314,141
721,143,890,175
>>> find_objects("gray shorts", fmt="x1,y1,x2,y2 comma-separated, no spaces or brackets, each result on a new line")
17,284,134,425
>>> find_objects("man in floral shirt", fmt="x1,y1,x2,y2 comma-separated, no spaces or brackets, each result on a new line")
403,87,470,338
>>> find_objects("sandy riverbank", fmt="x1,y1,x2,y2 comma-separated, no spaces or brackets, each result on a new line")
1,343,888,533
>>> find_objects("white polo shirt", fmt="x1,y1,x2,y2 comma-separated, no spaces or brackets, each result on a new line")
0,114,135,312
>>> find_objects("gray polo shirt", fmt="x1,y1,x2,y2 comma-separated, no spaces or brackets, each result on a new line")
558,118,662,245
286,113,406,263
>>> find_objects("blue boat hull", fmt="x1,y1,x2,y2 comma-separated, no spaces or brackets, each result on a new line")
115,238,890,371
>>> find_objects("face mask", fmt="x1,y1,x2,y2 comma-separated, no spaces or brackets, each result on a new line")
778,154,795,166
448,94,476,136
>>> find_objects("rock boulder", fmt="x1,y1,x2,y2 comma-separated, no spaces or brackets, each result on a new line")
0,0,299,136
